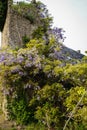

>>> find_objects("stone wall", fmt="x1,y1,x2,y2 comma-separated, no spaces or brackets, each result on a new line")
1,1,40,119
1,1,38,48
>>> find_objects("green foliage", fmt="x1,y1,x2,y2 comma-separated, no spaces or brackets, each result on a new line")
32,26,45,39
33,83,66,129
65,122,86,130
12,1,53,26
0,37,87,129
0,0,87,129
8,98,31,125
22,35,30,46
26,123,45,130
64,86,87,129
25,13,35,24
12,2,37,24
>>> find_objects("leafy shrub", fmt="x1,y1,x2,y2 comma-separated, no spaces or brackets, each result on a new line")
0,38,87,129
26,123,46,130
24,13,35,23
0,1,87,129
22,35,30,46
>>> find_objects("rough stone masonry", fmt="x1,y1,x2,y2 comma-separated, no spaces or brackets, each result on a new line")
1,0,38,48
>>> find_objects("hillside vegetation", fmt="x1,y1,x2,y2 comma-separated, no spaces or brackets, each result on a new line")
0,0,87,130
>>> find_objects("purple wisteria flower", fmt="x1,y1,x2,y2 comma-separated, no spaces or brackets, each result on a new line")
54,49,64,60
11,65,22,74
35,63,42,69
6,56,17,65
18,71,24,76
17,56,24,63
28,55,33,61
0,55,5,62
39,13,45,18
24,60,32,68
50,27,66,43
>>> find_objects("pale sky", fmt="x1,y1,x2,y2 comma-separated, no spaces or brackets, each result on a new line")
0,0,87,54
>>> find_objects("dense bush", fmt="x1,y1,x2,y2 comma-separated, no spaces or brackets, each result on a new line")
0,38,87,129
0,1,87,130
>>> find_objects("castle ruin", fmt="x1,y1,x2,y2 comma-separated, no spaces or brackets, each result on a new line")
1,0,39,48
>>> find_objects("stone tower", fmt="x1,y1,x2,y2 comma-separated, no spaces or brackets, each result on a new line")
1,0,38,48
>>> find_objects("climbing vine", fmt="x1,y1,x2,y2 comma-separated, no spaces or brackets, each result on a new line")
0,1,87,130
